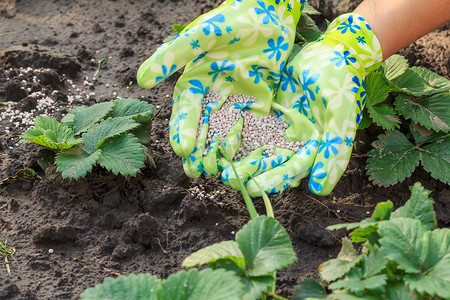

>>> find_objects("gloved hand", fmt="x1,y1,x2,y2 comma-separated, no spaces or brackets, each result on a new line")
137,0,305,177
222,13,383,196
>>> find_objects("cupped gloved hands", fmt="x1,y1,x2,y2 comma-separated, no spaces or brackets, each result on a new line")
222,13,383,196
137,0,305,177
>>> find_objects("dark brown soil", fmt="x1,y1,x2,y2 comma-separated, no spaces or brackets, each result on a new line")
0,1,448,299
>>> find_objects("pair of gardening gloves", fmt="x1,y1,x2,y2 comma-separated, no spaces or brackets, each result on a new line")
137,0,383,196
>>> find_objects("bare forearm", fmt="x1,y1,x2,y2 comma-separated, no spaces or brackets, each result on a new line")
354,0,450,59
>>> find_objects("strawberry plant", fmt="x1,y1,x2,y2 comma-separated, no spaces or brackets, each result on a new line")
362,55,450,187
21,98,155,179
294,182,450,300
81,215,297,300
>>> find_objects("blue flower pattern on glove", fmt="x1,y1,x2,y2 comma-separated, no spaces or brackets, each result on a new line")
309,162,327,193
351,76,366,124
255,1,279,25
318,132,343,159
171,112,187,144
264,36,289,61
330,50,356,67
190,40,200,49
155,64,177,83
249,65,269,84
229,37,241,44
193,51,208,63
345,137,354,147
250,158,268,173
202,14,225,36
293,95,309,116
337,15,360,34
267,61,285,90
299,70,320,101
208,60,236,82
280,65,299,92
189,80,209,95
356,36,366,44
270,155,285,168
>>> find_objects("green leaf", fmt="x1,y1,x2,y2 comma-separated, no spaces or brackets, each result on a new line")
410,66,450,90
171,24,186,32
157,268,243,300
350,225,379,244
55,150,101,179
365,72,390,106
241,276,274,300
297,14,323,43
22,116,81,150
379,54,408,81
389,67,450,96
367,105,400,130
327,222,364,231
420,136,450,184
235,216,297,276
371,200,393,221
319,238,362,282
288,44,302,64
182,240,243,268
293,278,327,300
82,117,140,153
395,93,450,133
303,3,321,15
404,229,450,299
366,131,420,186
21,128,56,149
362,247,388,277
132,120,153,145
80,273,160,300
378,218,427,273
36,116,81,149
384,282,417,300
112,98,155,119
410,122,448,144
73,102,114,135
209,258,246,277
328,290,381,300
97,134,145,177
357,110,372,130
329,269,386,294
391,182,436,230
61,106,87,129
327,219,379,244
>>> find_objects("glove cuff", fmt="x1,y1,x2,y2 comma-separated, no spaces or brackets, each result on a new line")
320,13,383,76
255,0,305,24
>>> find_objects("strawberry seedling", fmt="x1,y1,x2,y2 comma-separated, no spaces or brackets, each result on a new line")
21,98,155,179
294,182,450,299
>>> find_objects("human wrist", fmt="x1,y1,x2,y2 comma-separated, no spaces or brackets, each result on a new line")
354,0,450,59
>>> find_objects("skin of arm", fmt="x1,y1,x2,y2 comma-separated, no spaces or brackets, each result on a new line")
354,0,450,59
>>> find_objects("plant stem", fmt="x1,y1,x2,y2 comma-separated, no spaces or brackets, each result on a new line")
5,256,10,275
263,291,289,300
249,177,277,294
229,162,258,219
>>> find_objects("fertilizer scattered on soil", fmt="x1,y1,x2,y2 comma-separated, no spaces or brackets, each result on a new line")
199,91,304,159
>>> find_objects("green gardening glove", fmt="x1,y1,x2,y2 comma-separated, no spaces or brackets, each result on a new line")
137,0,305,178
222,13,383,196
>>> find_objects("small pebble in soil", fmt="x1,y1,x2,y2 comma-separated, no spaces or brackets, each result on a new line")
48,249,54,254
